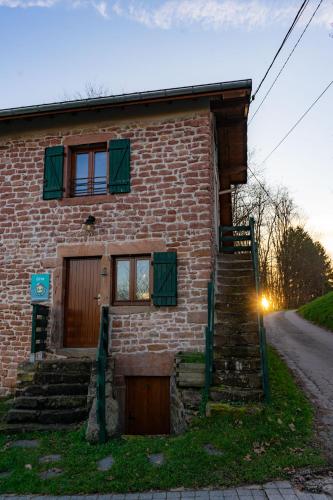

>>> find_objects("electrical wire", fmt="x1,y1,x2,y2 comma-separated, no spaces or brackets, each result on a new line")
252,0,310,100
246,78,333,223
249,0,324,124
257,78,333,168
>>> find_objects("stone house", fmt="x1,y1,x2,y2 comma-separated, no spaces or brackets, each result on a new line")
0,80,261,436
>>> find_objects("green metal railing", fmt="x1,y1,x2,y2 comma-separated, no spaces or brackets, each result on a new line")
249,217,270,402
201,276,215,415
219,225,252,253
31,304,49,357
96,306,109,444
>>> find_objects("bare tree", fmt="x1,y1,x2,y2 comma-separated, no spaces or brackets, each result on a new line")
62,82,111,101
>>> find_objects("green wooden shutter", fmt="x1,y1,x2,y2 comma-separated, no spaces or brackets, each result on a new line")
109,139,130,193
43,146,64,200
153,252,177,306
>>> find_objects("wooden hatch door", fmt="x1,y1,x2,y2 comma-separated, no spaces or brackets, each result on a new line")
64,257,101,348
125,376,170,435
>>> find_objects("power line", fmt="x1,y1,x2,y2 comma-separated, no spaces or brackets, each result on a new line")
252,0,310,100
249,0,324,124
257,78,333,168
246,78,333,223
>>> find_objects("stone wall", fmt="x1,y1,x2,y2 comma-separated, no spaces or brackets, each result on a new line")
0,106,215,394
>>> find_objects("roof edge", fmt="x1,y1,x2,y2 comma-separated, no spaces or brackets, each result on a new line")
0,79,252,122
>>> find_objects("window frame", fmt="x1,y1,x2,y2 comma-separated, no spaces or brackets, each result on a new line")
70,142,108,198
112,255,152,306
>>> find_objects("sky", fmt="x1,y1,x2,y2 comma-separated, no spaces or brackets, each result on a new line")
0,0,332,256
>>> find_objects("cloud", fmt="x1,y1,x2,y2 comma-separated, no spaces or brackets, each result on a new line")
1,0,332,30
0,0,57,6
116,0,333,30
93,0,108,17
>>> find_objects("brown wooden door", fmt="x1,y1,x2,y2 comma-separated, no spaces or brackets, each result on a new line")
64,257,101,348
125,376,170,435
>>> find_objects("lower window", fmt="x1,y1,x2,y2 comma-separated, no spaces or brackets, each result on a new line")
113,256,151,305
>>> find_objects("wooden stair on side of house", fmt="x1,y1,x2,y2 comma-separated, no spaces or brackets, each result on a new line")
212,253,263,403
4,359,93,432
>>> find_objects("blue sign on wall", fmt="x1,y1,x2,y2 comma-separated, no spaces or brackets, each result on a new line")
31,274,50,302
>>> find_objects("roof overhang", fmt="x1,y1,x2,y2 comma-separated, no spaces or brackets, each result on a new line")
211,85,251,185
0,79,252,123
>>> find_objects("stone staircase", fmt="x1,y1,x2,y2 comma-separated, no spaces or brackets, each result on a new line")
5,359,93,432
211,252,263,402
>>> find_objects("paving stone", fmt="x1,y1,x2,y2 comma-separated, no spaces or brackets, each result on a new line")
295,494,315,500
280,493,298,500
139,494,153,500
10,439,40,448
167,494,181,498
39,454,62,464
152,493,167,499
237,488,252,495
111,496,125,500
126,495,141,500
39,468,63,479
97,455,114,471
275,483,293,490
148,453,165,466
203,444,223,456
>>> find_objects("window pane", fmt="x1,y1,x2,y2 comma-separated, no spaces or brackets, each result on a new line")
75,153,89,195
94,151,107,194
116,260,130,301
136,259,150,300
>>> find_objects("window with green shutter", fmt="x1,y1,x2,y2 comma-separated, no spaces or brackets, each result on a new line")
153,252,177,306
109,139,130,194
43,146,64,200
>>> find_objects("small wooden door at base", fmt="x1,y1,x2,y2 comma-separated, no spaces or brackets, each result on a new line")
64,257,101,348
125,376,170,435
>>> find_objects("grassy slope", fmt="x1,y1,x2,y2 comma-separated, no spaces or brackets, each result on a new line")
0,348,326,495
298,292,333,331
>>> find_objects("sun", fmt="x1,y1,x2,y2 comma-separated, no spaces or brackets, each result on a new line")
261,296,270,311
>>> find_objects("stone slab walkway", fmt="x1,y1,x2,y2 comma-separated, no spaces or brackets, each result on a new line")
0,481,331,500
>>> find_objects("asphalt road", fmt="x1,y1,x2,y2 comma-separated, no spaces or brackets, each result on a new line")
265,310,333,461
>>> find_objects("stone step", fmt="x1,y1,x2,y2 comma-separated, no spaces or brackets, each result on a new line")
214,331,260,347
12,395,88,410
217,260,253,270
217,253,252,262
214,356,262,372
27,371,91,386
213,371,262,389
215,322,258,336
35,359,93,373
214,345,260,358
215,310,258,323
0,422,81,434
210,386,263,403
216,269,254,278
6,407,88,425
216,276,254,286
16,383,89,397
215,302,256,315
216,284,254,295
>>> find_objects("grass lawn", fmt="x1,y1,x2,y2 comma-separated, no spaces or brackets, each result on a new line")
0,347,326,495
298,292,333,332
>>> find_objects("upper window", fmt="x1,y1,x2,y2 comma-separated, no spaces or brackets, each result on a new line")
113,256,151,305
71,143,107,197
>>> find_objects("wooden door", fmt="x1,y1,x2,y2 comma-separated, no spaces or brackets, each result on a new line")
125,376,170,435
64,257,101,348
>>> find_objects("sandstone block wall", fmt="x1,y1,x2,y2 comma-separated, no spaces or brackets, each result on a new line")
0,108,217,394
